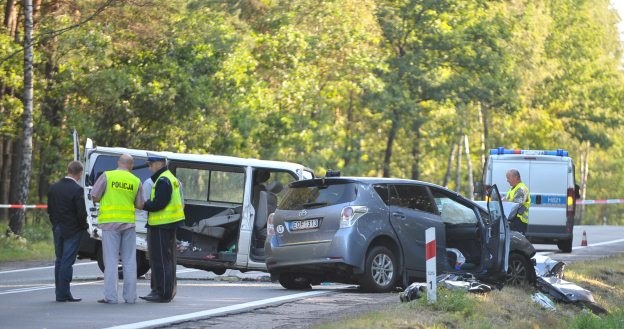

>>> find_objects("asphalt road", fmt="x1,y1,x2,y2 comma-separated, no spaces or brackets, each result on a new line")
0,225,622,329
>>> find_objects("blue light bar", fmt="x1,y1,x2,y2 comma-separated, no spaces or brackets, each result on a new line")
489,148,568,157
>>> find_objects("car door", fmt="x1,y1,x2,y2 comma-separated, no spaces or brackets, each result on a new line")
386,184,446,277
483,184,508,276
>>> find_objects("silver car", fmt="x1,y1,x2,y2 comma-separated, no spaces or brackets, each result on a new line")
265,177,536,292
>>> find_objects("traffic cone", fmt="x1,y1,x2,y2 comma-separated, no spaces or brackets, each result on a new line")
581,230,588,247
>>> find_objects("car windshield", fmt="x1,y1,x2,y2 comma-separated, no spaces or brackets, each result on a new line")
279,182,357,210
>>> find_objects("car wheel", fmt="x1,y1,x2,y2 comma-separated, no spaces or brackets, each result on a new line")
212,268,226,275
136,251,150,277
97,246,151,279
557,239,572,253
506,252,533,285
360,246,398,293
278,273,312,290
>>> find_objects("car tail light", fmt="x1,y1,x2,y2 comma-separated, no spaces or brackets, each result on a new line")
267,213,275,236
566,188,575,218
340,206,368,228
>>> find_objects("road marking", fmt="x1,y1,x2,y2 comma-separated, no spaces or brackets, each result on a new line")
0,280,102,295
0,261,96,275
536,237,624,255
104,290,335,329
573,238,624,249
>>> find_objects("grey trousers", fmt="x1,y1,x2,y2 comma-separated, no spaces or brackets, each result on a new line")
102,227,137,303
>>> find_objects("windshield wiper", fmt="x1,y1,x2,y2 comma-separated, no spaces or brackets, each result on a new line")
302,201,328,209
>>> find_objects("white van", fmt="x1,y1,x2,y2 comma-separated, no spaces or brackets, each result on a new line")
75,136,314,275
483,148,578,252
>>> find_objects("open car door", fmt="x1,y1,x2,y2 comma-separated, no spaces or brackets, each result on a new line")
484,184,509,279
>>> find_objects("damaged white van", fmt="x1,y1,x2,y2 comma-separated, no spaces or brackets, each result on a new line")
75,136,314,276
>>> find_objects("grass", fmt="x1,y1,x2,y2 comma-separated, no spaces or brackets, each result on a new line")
314,254,624,329
0,220,55,262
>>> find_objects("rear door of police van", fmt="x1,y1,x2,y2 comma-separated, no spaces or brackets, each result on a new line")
526,157,568,238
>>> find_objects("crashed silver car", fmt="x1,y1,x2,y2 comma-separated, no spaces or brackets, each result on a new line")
265,177,536,292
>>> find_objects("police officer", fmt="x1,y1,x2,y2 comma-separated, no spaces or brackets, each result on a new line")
504,169,530,235
91,153,143,304
139,153,185,303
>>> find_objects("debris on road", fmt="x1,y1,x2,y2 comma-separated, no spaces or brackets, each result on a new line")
533,255,608,314
400,254,608,316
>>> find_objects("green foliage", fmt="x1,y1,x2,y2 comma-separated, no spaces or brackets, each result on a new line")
0,221,54,262
1,0,624,216
567,309,624,329
418,287,474,315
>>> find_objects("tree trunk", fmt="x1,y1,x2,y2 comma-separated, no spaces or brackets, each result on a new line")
464,135,474,200
3,0,18,36
0,137,5,221
342,90,354,169
577,140,590,225
382,111,399,178
443,141,456,188
455,136,463,193
411,126,420,180
8,138,21,229
479,103,488,170
9,0,34,235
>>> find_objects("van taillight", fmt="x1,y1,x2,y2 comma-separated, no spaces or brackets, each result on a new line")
567,188,575,218
267,213,275,236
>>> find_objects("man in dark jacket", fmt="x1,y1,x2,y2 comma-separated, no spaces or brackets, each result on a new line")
139,153,185,303
47,160,88,302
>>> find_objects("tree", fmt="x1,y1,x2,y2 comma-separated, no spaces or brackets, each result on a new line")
9,0,33,235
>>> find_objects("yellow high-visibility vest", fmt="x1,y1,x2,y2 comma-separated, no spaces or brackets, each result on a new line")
148,170,185,225
98,170,140,224
506,182,530,224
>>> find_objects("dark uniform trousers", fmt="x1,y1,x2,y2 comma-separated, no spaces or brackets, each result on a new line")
147,227,178,300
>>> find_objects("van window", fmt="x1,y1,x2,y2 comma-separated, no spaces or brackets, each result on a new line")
87,155,151,186
176,168,245,204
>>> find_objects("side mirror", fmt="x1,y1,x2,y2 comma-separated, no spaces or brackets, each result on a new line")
575,184,580,199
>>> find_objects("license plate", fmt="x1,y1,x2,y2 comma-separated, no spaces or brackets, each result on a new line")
290,218,321,231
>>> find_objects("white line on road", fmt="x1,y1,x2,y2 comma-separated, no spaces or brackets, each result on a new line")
0,280,102,295
0,261,96,275
573,238,624,249
104,290,335,329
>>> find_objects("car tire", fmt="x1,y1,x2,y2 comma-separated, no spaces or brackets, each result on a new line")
97,246,151,279
506,252,534,285
557,239,572,253
212,268,226,275
278,273,312,290
136,251,150,277
360,246,398,293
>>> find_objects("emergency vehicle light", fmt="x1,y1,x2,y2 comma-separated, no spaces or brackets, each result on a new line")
490,148,568,157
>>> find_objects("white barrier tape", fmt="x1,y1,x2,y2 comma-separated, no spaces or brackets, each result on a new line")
576,199,624,205
0,204,47,209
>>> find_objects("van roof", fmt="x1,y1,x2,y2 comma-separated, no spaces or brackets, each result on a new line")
92,146,312,172
489,148,569,157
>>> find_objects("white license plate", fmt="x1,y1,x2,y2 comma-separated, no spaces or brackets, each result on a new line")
290,218,320,231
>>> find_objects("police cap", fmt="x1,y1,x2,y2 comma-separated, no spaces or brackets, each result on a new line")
146,152,167,163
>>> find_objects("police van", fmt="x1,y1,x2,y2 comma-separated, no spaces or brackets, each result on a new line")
483,148,578,252
74,134,314,276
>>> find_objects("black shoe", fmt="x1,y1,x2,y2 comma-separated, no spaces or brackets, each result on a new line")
145,291,159,298
57,296,82,302
140,295,171,303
